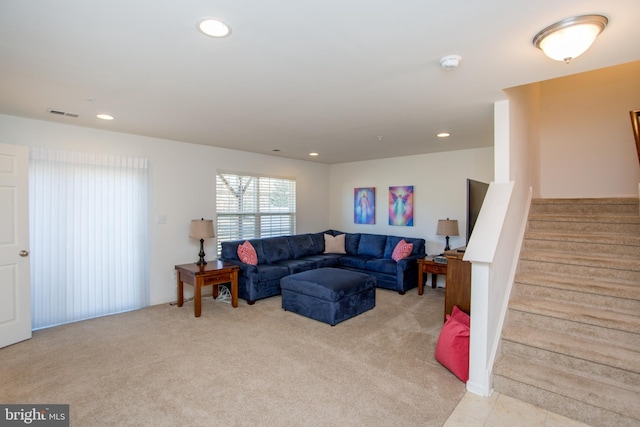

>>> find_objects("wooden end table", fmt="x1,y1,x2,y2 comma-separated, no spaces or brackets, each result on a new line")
417,257,448,295
175,261,239,317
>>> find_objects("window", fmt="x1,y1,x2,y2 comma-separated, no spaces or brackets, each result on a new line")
216,171,296,254
29,148,149,329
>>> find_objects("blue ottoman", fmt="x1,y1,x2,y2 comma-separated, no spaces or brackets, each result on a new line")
280,267,376,326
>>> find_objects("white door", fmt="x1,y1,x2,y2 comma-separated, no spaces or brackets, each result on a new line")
0,143,31,348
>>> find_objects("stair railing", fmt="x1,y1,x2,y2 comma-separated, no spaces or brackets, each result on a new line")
631,110,640,165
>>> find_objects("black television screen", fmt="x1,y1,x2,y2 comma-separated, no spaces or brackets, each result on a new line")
466,179,489,244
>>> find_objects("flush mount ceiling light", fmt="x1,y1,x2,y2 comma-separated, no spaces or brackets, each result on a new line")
533,14,608,63
197,18,231,38
437,132,451,138
309,152,319,157
96,114,114,120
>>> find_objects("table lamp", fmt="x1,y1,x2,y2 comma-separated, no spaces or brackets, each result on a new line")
189,218,215,265
437,218,459,251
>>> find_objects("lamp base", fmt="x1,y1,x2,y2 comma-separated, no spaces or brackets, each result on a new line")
196,239,207,266
444,236,451,252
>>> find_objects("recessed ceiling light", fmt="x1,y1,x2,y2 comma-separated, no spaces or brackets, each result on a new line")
437,132,450,138
197,18,231,38
309,152,319,157
96,114,114,120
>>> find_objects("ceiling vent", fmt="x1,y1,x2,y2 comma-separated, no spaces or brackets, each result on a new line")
47,109,79,118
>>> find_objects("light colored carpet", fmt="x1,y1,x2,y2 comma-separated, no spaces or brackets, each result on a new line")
0,287,465,426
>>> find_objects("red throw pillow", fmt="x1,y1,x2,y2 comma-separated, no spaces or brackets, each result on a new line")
451,305,470,328
237,241,258,265
391,239,413,261
435,314,470,382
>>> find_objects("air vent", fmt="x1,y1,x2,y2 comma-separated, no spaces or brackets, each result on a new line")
47,109,79,118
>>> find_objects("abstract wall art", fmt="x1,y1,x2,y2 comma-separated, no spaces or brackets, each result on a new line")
388,186,414,226
354,187,375,224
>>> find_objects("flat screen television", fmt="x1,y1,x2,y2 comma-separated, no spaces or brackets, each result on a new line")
466,179,489,244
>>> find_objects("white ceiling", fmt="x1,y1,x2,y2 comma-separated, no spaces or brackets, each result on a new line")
1,0,639,164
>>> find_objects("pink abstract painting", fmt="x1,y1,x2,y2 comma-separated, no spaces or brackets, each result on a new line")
388,186,413,226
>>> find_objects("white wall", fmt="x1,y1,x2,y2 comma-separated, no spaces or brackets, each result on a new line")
0,114,331,305
328,147,494,262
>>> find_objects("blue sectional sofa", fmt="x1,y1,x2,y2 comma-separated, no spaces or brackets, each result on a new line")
220,230,426,305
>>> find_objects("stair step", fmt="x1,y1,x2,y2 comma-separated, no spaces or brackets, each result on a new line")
530,198,639,215
501,339,640,394
506,308,640,350
518,251,640,283
502,323,640,374
514,273,640,312
509,295,640,336
523,230,640,257
527,213,640,234
494,355,640,426
520,249,640,271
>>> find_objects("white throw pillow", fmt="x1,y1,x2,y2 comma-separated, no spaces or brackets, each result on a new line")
324,233,346,254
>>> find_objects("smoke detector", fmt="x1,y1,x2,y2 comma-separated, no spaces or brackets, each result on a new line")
440,55,461,70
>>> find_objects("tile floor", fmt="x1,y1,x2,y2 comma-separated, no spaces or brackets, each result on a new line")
443,392,591,427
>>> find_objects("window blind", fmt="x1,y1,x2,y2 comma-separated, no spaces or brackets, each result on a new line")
29,148,149,329
216,172,296,254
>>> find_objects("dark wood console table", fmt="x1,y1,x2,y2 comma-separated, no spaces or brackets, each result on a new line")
444,248,471,321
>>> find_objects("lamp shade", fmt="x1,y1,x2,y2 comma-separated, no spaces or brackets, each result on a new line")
189,219,215,239
533,15,607,63
437,219,459,236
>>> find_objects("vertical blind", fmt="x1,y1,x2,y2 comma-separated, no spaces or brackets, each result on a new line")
216,171,296,254
29,148,149,329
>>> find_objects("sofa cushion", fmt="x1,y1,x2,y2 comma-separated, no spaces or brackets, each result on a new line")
278,259,318,274
365,258,397,275
324,233,346,254
301,254,341,268
391,239,413,261
435,314,470,382
345,233,361,254
288,234,315,259
255,263,291,282
339,255,369,270
309,232,325,254
237,241,258,265
262,237,293,264
358,234,387,258
221,240,241,262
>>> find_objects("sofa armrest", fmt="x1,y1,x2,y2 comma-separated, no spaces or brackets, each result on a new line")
396,255,419,270
222,259,258,279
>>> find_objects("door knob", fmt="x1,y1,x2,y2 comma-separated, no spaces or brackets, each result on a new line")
19,250,29,257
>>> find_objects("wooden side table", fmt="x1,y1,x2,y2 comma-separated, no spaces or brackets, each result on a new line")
175,261,239,317
417,257,448,295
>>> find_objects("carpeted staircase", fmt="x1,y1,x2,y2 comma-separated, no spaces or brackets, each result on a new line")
493,198,640,427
